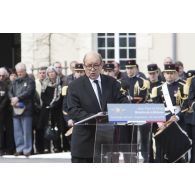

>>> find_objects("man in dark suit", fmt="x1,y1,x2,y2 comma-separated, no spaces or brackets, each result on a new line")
67,51,129,163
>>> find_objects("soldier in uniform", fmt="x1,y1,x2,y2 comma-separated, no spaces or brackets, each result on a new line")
118,60,149,162
184,70,195,162
121,60,149,103
147,64,164,97
141,64,164,162
151,63,189,162
102,63,128,96
102,63,115,78
111,61,126,80
102,63,129,156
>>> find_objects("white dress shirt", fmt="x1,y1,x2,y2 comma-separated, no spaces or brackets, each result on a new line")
89,75,102,108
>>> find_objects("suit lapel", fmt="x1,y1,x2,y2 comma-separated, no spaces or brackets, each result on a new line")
83,75,101,111
101,75,109,110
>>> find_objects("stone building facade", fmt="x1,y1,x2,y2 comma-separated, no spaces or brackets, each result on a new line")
21,33,195,75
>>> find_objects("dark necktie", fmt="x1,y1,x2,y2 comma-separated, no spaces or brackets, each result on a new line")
94,80,102,109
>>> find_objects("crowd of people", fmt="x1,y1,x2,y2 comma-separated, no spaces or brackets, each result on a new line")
0,52,195,163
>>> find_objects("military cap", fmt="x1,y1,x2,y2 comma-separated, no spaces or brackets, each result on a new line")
125,60,137,68
103,63,114,70
187,70,195,78
164,63,176,72
75,63,84,70
147,64,158,73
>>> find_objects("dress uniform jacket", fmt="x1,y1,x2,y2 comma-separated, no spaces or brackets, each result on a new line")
67,74,129,158
151,80,188,121
121,75,148,103
151,80,190,162
186,77,195,125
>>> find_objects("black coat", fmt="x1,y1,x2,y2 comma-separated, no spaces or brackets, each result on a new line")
66,74,76,86
8,75,35,117
0,80,9,120
67,74,129,158
38,84,65,131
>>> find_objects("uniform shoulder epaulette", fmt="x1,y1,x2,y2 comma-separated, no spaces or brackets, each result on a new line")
183,77,194,95
143,79,150,89
150,86,159,98
62,85,68,96
183,83,190,95
139,77,150,90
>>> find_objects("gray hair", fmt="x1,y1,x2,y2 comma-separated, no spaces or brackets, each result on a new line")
83,51,103,64
46,65,58,76
69,60,78,67
15,62,26,71
0,67,9,77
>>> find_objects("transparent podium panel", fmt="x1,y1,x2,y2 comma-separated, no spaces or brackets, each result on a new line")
92,123,152,163
93,124,115,163
101,144,139,163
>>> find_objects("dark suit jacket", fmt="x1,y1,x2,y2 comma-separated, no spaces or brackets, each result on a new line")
67,74,129,158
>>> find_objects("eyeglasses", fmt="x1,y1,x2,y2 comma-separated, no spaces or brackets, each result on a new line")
84,64,101,70
0,75,5,77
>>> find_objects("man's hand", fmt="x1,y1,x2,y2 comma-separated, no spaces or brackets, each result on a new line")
67,119,74,127
169,115,178,122
11,97,19,106
157,122,166,128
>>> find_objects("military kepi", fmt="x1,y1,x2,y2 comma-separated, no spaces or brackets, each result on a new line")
147,64,158,73
75,63,84,70
164,63,176,72
125,60,137,68
103,63,114,70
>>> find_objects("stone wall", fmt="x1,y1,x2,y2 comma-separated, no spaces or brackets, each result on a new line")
21,33,93,75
